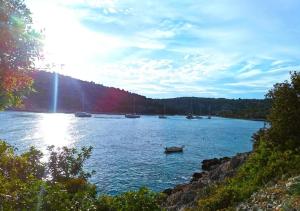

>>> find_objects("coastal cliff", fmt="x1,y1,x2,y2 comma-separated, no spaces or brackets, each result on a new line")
163,152,250,210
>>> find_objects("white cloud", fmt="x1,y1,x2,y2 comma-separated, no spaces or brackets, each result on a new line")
25,0,300,98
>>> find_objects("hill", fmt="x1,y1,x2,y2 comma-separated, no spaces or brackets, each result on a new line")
16,71,270,119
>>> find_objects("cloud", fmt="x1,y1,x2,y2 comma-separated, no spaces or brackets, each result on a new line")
25,0,300,98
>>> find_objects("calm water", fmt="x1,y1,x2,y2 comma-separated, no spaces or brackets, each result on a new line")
0,111,263,194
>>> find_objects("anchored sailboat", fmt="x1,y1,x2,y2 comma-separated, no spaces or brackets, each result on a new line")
186,98,195,119
207,105,212,119
159,103,167,119
75,94,92,117
125,97,140,118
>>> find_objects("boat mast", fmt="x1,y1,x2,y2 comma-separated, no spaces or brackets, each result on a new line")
133,97,136,114
190,98,193,115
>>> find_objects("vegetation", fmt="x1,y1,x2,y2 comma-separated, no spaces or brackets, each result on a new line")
0,0,42,110
197,72,300,210
15,70,270,119
1,0,299,210
0,141,165,210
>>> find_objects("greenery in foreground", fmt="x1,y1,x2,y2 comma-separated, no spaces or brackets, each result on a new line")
197,72,300,210
1,0,300,210
0,0,42,110
0,143,165,210
0,72,298,211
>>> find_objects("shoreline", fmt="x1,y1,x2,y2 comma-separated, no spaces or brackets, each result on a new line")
162,152,251,210
6,109,266,121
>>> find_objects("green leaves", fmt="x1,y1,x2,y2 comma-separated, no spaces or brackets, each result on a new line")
0,140,164,210
46,145,94,182
0,0,42,110
266,71,300,150
97,187,166,211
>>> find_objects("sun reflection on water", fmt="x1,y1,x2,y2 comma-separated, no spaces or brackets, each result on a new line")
36,113,75,148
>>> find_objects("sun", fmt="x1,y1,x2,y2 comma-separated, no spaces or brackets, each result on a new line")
27,0,123,76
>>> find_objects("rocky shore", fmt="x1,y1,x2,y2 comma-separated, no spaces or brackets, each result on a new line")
162,152,250,210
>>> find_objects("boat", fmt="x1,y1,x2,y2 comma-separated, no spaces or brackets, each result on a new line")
195,103,203,119
158,104,167,119
207,105,212,119
75,112,92,117
75,95,92,117
165,146,184,153
186,113,195,119
125,114,140,118
186,99,195,119
125,97,140,118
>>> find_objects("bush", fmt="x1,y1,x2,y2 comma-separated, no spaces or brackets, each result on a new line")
0,140,165,210
97,187,166,211
198,137,300,210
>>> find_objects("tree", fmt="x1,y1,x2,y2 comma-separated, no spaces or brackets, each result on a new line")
0,0,42,110
266,71,300,150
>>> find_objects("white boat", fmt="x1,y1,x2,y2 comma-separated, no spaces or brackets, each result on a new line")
125,114,140,118
186,99,195,119
186,113,195,119
125,97,141,118
165,146,184,153
158,104,167,119
75,112,92,117
207,105,212,119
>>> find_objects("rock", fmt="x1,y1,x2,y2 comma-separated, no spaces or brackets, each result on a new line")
163,188,173,195
163,152,250,210
190,172,205,182
201,156,230,171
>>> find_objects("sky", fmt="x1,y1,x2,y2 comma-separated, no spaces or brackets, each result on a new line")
26,0,300,99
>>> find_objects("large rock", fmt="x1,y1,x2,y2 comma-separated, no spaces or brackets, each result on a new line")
163,152,250,210
201,156,230,171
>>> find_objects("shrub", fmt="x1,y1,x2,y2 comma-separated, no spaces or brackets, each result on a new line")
97,187,166,211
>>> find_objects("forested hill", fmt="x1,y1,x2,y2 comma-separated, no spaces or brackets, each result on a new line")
17,71,270,119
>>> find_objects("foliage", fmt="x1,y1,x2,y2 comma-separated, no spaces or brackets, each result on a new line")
0,0,42,110
289,177,300,196
197,72,300,210
17,70,271,119
47,145,94,182
265,71,300,150
0,140,164,210
198,141,300,210
97,187,166,211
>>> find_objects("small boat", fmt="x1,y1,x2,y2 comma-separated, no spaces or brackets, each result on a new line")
207,105,212,119
186,113,195,119
75,112,92,117
125,97,140,118
159,104,167,119
165,146,184,153
125,114,140,118
195,116,203,119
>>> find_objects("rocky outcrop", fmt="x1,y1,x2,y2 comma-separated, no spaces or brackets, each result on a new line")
237,175,300,210
201,156,230,171
163,152,250,210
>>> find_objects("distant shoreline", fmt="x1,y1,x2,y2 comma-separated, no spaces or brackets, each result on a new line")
6,109,266,121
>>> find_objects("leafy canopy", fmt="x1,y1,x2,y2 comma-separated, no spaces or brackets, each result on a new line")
0,0,42,110
266,71,300,150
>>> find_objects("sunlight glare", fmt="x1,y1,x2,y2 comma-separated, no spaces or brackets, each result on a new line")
36,113,75,148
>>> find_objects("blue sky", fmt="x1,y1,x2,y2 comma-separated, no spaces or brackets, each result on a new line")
26,0,300,98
